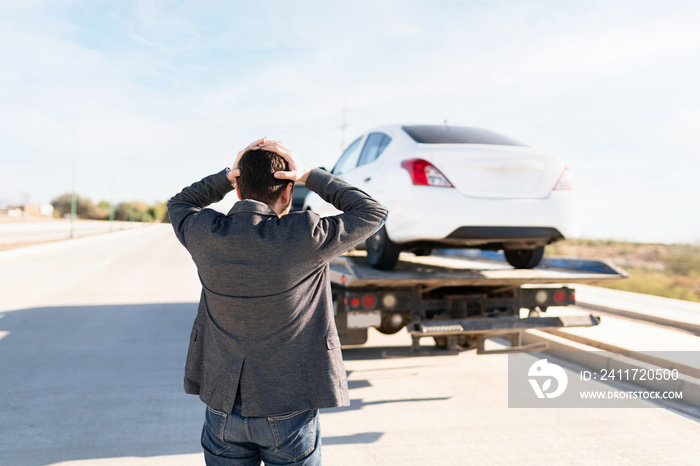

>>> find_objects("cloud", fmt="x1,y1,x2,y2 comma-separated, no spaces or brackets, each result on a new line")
1,0,699,242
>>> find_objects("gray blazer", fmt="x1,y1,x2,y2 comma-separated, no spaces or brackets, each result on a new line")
168,168,387,416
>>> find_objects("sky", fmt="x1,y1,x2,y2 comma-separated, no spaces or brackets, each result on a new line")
1,0,699,244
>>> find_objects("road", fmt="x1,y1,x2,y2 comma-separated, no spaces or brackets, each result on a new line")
1,225,699,465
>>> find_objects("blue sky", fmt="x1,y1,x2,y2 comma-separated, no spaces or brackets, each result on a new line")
1,0,699,243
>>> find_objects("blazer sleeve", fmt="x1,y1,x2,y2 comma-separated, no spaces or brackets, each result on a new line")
304,168,388,262
167,169,233,247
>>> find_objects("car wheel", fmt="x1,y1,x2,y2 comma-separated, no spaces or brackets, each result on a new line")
366,226,401,270
504,246,545,269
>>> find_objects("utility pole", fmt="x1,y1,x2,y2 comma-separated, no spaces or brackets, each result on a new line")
108,154,114,231
340,99,347,153
70,94,77,239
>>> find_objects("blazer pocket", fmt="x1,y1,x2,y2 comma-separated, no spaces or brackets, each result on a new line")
326,334,341,350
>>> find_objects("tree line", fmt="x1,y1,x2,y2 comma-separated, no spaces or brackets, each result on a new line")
51,193,169,223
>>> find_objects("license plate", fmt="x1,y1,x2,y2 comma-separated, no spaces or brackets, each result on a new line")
347,310,381,329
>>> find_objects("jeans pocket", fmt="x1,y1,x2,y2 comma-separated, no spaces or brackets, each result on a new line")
201,406,232,456
268,410,318,462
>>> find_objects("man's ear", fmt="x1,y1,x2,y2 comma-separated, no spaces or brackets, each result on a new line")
280,182,293,206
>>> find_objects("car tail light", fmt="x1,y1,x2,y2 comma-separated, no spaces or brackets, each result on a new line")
553,168,574,190
401,159,453,187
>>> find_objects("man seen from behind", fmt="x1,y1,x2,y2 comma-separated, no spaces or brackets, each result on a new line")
167,138,388,465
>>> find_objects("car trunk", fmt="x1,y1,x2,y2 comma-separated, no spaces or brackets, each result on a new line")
427,145,561,199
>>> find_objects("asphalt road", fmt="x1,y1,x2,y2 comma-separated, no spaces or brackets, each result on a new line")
1,225,699,466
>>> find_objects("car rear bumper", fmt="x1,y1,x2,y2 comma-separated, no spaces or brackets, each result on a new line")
447,226,564,244
384,185,579,247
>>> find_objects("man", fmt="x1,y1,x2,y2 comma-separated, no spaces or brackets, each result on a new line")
167,138,387,465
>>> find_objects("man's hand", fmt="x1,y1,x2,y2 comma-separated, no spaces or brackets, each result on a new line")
228,138,312,185
265,141,312,184
227,137,268,184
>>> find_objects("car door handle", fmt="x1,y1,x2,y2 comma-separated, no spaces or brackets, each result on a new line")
364,177,372,183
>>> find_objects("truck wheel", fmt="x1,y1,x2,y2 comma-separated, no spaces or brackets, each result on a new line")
504,246,545,269
366,226,401,270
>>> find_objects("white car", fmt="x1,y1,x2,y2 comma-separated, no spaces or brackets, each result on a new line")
304,125,579,270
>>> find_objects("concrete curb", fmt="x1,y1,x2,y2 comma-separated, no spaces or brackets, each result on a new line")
541,328,700,379
576,301,700,337
0,225,151,262
522,329,700,412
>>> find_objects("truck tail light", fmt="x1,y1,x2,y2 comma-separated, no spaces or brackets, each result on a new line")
529,287,575,307
553,167,574,190
401,159,453,187
554,290,566,303
348,294,377,309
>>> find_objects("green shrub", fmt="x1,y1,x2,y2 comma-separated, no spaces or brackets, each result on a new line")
664,246,700,277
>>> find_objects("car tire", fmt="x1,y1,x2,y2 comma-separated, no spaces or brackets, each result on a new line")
366,226,401,270
504,246,545,269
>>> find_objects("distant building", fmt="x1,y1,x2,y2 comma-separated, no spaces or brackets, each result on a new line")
0,204,54,220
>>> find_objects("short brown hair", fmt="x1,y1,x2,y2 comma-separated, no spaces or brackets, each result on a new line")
237,150,292,205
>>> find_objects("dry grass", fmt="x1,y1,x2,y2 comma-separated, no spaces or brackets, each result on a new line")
547,239,700,302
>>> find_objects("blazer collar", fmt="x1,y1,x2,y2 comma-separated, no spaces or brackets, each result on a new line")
227,199,278,217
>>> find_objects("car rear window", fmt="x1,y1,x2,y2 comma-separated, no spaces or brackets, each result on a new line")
402,125,526,146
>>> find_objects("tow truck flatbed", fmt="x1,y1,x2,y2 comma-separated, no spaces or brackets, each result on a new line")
331,252,628,288
328,251,628,355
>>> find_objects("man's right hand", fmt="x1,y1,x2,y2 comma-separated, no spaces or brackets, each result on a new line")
228,137,268,184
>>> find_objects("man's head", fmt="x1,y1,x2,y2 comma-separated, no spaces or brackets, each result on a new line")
237,149,293,210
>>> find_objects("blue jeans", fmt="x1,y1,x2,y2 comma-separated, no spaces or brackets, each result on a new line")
201,405,322,465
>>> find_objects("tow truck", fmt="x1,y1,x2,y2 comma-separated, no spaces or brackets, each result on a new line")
331,250,627,356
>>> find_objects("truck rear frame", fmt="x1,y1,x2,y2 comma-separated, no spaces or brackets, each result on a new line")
331,252,627,356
